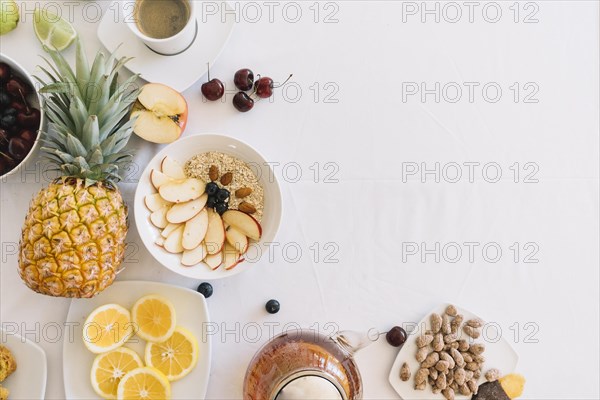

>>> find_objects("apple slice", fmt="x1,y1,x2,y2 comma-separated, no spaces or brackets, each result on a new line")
204,250,223,270
164,225,184,254
155,236,165,247
161,222,182,238
222,210,262,241
150,206,169,229
150,169,175,190
132,83,188,144
181,242,208,266
205,209,225,255
159,178,205,203
145,192,173,212
166,194,208,224
226,226,249,254
223,242,245,270
161,156,186,180
182,208,208,250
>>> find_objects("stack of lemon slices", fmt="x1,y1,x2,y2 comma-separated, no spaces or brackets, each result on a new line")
82,295,199,400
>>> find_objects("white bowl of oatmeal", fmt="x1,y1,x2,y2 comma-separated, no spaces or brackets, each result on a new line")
134,134,282,280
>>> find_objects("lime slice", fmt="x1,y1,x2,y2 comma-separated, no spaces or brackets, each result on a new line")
33,8,77,51
0,0,19,35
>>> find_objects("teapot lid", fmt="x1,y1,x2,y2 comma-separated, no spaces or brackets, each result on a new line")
275,375,343,400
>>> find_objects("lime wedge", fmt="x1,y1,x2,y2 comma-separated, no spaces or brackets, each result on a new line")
33,8,77,51
0,0,19,35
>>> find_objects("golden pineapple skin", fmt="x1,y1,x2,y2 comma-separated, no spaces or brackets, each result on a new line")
18,179,128,298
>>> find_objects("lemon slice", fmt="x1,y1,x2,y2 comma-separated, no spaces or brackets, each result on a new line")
144,327,199,382
33,7,77,51
91,348,143,399
83,304,135,354
117,367,171,400
0,0,19,35
131,295,176,343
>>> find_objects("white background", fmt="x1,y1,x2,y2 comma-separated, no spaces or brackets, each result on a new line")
1,1,599,399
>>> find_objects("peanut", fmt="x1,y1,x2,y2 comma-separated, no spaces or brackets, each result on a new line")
416,334,434,348
415,368,429,385
442,387,455,400
463,325,480,339
485,368,500,382
400,362,411,381
430,313,442,333
421,352,440,368
445,305,458,317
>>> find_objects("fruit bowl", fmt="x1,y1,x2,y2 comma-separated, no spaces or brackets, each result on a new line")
134,134,282,280
0,53,44,179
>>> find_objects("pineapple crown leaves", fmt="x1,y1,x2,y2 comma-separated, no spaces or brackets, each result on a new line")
33,39,141,186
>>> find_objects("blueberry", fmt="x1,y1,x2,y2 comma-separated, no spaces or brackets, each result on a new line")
2,107,17,117
217,188,230,201
206,195,217,208
385,326,407,347
206,182,219,196
215,202,228,215
0,113,16,129
197,282,213,298
0,92,10,107
265,299,280,314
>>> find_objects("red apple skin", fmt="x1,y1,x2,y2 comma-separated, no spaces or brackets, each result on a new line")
176,101,188,134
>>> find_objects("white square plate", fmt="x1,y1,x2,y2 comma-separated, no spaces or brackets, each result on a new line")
63,280,211,399
0,329,47,399
388,303,519,399
97,1,235,92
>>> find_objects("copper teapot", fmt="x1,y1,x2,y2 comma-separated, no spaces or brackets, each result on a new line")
243,329,374,400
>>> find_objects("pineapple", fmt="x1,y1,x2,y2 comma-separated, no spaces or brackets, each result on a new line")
18,40,140,298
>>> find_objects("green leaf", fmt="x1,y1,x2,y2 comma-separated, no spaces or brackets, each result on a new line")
75,39,91,95
85,51,106,106
39,82,73,94
88,74,109,116
89,147,104,165
82,115,100,149
65,133,88,157
46,47,82,99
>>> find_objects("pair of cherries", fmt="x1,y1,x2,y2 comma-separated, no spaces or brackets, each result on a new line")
201,65,292,112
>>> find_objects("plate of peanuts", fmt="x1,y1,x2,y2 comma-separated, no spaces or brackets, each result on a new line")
388,303,519,400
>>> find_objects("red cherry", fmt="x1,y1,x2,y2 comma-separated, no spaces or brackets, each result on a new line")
232,92,254,112
254,77,274,99
254,74,293,99
6,77,30,97
0,63,11,83
19,129,37,143
17,108,41,129
234,68,254,91
201,62,224,101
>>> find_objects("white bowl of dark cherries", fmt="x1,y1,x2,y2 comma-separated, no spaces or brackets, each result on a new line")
0,54,43,178
200,63,293,112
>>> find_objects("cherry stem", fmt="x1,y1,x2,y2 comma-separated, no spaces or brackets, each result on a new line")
273,74,293,88
206,62,211,81
18,89,31,113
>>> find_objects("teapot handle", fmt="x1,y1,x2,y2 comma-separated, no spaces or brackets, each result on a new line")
331,330,378,355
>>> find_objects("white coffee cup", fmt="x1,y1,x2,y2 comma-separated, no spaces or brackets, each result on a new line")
122,0,197,55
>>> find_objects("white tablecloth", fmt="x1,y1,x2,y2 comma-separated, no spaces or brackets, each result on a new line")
1,1,599,399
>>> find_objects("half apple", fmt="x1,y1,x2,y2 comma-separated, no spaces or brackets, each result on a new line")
132,83,188,144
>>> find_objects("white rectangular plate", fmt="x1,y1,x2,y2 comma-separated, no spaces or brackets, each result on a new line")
0,329,47,399
389,303,518,399
63,280,211,399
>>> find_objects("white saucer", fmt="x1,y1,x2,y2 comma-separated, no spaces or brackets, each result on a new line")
0,329,47,399
97,1,235,92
